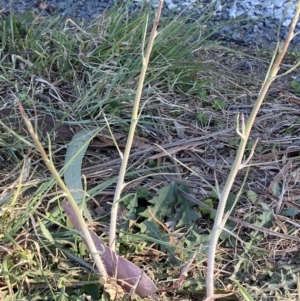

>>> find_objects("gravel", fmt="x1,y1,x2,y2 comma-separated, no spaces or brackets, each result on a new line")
1,0,300,51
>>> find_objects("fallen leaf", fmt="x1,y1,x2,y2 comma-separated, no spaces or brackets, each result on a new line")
103,278,125,300
279,88,300,105
62,200,158,298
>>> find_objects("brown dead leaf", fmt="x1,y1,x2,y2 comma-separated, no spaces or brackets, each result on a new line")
103,277,125,300
279,88,300,105
62,200,158,298
132,248,165,263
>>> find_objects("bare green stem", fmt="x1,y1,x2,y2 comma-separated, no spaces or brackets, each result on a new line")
15,96,108,282
109,0,164,251
205,1,300,298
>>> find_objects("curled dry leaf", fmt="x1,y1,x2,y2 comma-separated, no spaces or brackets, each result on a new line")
62,200,158,298
103,278,125,300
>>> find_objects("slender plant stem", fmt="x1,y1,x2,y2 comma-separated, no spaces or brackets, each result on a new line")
205,1,300,298
15,96,108,281
109,0,164,251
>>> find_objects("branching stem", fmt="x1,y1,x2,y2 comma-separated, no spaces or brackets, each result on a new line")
206,1,300,298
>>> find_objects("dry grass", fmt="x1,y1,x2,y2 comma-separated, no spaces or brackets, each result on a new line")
1,3,300,301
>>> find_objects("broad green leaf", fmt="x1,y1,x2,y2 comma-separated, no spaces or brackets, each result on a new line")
212,98,226,110
250,203,273,241
142,221,168,244
38,217,54,243
120,193,138,230
148,158,157,167
225,192,237,212
255,209,273,227
137,186,149,199
272,182,281,197
200,199,213,215
64,129,99,222
140,221,176,259
196,112,208,126
184,227,209,249
219,221,236,243
138,182,180,261
175,185,198,227
139,182,177,220
138,222,147,233
281,207,299,217
81,275,101,300
233,280,255,301
121,193,138,211
291,79,300,93
176,208,199,227
247,190,257,203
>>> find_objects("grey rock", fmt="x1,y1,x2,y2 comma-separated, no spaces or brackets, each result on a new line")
79,11,90,19
274,8,283,19
282,19,292,27
263,19,273,28
228,1,237,19
243,61,252,69
221,26,231,34
231,32,241,40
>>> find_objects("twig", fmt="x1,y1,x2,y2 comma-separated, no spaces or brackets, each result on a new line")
205,2,300,298
275,180,286,215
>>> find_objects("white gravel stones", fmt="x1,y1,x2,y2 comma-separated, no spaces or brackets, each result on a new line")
153,0,300,27
0,0,299,27
0,0,300,50
228,1,237,19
